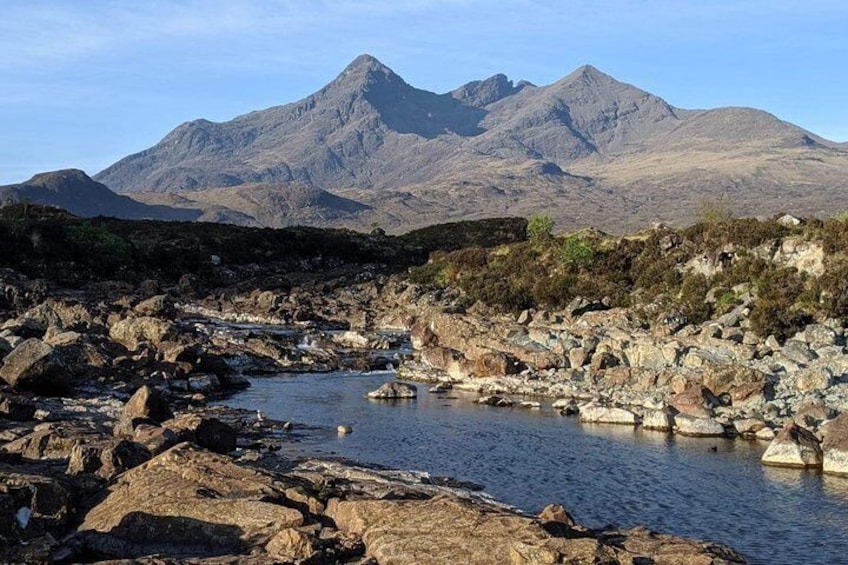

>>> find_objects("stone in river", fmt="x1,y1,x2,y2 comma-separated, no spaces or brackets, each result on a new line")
674,414,726,437
579,404,639,425
761,423,822,468
822,412,848,476
367,382,417,399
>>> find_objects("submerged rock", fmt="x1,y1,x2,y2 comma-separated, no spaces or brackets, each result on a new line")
761,423,823,468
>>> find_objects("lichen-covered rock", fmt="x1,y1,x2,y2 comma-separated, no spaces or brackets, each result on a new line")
762,423,823,468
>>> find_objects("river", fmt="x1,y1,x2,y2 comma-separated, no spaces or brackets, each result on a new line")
226,370,848,565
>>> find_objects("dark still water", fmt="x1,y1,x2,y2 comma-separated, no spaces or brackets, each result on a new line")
226,371,848,565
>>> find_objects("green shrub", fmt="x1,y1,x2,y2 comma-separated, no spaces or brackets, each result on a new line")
527,214,554,243
676,273,712,324
67,222,133,274
749,267,809,340
559,235,594,269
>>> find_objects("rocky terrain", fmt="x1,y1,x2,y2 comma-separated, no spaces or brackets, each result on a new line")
0,210,753,563
7,207,848,562
0,170,200,222
86,54,848,233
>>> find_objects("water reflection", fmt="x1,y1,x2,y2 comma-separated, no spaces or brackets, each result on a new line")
225,371,848,565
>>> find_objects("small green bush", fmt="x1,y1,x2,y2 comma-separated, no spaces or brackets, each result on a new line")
527,214,554,243
559,235,594,269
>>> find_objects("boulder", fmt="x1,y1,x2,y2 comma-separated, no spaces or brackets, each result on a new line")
98,439,152,480
671,385,720,418
265,528,319,562
475,350,520,376
162,414,237,454
367,382,418,399
114,385,173,437
477,395,514,407
67,443,104,476
78,443,304,559
2,423,99,460
133,423,180,455
642,408,675,432
0,338,68,395
755,427,776,441
674,414,726,437
733,418,767,436
761,423,823,468
822,412,848,476
794,369,833,394
133,294,176,318
109,316,177,351
579,404,639,425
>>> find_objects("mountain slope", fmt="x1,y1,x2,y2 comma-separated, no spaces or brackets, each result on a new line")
0,170,201,221
95,55,848,232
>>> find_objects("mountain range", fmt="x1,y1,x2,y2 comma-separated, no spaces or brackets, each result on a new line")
6,55,848,232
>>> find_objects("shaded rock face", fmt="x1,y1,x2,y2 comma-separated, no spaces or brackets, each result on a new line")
161,414,237,454
0,338,69,395
113,385,175,438
822,412,848,476
0,469,75,552
762,423,823,468
78,443,303,559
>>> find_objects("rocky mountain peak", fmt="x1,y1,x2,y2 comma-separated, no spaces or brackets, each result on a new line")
451,73,526,107
27,169,94,190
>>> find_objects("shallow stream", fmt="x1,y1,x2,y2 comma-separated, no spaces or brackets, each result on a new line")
227,370,848,565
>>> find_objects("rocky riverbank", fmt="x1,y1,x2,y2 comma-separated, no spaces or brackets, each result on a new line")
6,210,848,563
0,281,746,563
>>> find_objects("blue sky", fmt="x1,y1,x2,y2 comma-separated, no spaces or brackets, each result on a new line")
1,0,846,185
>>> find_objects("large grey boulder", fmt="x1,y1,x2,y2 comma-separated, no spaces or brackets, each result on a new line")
0,338,68,395
761,423,823,468
579,404,639,425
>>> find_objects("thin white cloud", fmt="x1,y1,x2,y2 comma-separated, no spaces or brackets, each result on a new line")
0,0,474,69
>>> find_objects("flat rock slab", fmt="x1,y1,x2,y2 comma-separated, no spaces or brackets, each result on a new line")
326,494,744,565
579,405,639,425
79,442,303,559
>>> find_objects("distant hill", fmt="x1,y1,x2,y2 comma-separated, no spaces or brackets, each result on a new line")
0,169,200,221
91,55,848,233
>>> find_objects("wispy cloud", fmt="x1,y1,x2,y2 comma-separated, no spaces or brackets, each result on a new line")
0,0,471,69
